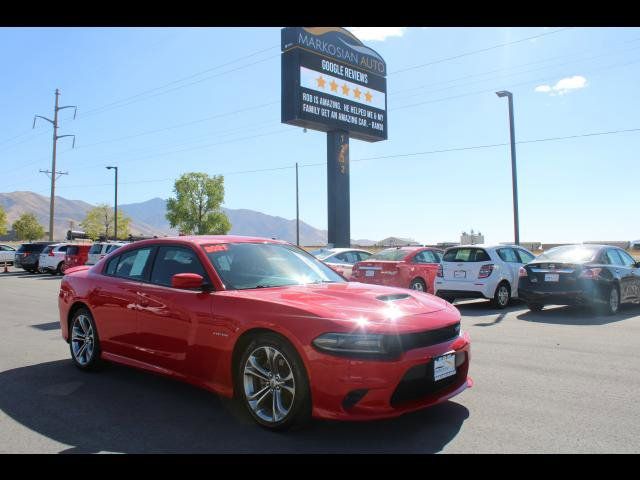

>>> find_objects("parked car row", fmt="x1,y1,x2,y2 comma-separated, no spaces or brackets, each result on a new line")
312,243,640,316
6,240,127,275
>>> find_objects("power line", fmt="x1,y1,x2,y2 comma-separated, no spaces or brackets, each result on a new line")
388,28,574,76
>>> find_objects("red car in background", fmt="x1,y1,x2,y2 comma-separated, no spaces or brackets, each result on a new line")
352,247,444,293
58,236,471,430
63,244,91,273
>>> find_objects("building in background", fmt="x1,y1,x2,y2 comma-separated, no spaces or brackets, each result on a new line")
376,237,421,247
461,229,484,245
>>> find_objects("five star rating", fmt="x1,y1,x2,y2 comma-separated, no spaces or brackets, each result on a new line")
317,74,373,103
299,66,386,111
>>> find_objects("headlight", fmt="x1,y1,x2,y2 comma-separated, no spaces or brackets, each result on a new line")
312,333,401,359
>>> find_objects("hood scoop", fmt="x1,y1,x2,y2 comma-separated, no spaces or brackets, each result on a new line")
376,293,411,302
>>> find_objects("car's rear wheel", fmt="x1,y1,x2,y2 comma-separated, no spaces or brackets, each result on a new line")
528,303,544,312
603,285,620,316
237,332,311,431
70,308,103,371
409,278,426,292
491,282,511,309
55,262,64,275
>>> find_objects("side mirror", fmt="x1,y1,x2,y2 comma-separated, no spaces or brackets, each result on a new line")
171,273,205,290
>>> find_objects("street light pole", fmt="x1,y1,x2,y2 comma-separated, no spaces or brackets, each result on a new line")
106,166,118,240
295,162,300,246
496,90,520,246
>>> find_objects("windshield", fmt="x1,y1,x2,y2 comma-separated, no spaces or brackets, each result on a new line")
369,249,410,261
203,242,346,290
536,245,599,263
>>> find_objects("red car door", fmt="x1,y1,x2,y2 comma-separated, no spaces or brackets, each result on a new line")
404,249,441,293
89,246,154,359
134,245,214,376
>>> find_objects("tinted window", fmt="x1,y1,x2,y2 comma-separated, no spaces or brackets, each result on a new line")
41,246,53,255
18,244,48,253
89,244,103,255
618,250,637,267
356,251,372,262
113,248,153,280
497,248,519,263
203,242,344,290
605,249,624,266
414,250,438,263
443,248,490,262
517,249,535,264
536,245,599,263
333,252,358,264
150,246,208,287
369,249,410,261
106,244,122,253
67,246,79,255
56,245,69,252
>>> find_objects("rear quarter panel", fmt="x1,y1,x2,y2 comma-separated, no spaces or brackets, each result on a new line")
58,268,96,342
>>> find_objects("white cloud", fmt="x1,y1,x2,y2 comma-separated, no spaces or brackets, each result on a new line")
534,75,588,96
346,27,407,42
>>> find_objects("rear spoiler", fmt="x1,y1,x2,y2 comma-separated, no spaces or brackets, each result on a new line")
64,265,91,275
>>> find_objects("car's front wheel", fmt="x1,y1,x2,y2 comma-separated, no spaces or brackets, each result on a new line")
409,278,427,292
70,308,103,371
238,332,311,430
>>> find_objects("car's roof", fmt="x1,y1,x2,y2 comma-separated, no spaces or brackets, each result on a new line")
319,247,372,253
447,243,526,250
122,235,290,247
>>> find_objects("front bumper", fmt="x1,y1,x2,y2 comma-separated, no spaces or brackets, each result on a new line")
307,332,471,421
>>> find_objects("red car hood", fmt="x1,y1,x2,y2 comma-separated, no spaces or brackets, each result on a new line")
223,281,458,332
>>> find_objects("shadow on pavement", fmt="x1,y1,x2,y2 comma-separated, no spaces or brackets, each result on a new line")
455,300,524,326
0,359,469,454
31,322,61,331
517,304,640,326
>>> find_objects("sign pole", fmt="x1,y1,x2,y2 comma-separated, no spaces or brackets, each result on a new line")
327,130,350,247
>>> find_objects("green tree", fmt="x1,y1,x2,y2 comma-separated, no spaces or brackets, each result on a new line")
166,172,231,235
80,204,132,240
0,205,7,236
12,213,45,241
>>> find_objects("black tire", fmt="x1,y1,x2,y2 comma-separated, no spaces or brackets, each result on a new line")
237,332,311,431
440,296,455,304
55,262,64,275
528,303,544,312
69,307,103,371
602,285,620,316
409,278,427,292
491,282,511,309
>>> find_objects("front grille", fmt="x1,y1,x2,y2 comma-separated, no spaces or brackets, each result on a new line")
390,359,463,407
397,323,460,351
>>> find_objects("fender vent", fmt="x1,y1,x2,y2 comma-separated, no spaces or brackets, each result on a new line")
376,293,410,302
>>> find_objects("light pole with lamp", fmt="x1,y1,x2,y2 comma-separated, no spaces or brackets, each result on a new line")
496,90,520,246
106,166,118,241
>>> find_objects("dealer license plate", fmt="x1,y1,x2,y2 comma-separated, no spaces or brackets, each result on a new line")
454,270,466,279
433,353,456,381
365,270,375,277
544,273,559,282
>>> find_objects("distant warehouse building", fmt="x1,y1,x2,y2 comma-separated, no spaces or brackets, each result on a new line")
461,230,484,245
376,237,421,247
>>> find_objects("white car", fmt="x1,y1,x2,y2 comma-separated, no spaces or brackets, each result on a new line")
0,244,16,265
434,244,536,308
86,241,126,265
38,243,70,275
310,247,373,279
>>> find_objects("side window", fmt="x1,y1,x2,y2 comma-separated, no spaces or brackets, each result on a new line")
113,248,153,280
516,249,535,264
105,255,119,276
357,251,371,262
497,248,519,263
617,250,637,267
414,251,437,263
58,245,69,253
150,246,208,287
605,249,624,266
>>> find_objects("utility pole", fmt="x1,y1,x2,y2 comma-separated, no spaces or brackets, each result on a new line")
106,166,119,240
33,89,77,241
496,90,520,246
295,162,299,246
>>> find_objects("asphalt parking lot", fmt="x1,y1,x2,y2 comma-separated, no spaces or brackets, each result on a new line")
1,267,639,454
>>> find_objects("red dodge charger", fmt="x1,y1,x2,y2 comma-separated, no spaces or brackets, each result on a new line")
58,236,471,430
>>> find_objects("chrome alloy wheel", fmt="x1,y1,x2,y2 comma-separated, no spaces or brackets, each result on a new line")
497,285,510,306
71,314,95,366
243,346,295,424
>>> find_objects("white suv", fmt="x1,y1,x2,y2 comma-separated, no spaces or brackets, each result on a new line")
38,243,70,275
86,241,126,265
434,244,536,308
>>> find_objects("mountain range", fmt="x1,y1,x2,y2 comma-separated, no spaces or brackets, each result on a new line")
0,191,331,245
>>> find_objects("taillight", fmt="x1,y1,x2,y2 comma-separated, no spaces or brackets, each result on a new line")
437,264,443,277
478,264,494,279
519,267,528,278
580,268,602,279
49,251,55,256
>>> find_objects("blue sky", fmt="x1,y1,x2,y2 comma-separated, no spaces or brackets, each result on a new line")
1,27,639,244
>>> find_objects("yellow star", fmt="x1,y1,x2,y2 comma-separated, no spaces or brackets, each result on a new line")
365,91,373,102
316,76,326,88
341,83,350,96
353,87,361,99
330,79,338,92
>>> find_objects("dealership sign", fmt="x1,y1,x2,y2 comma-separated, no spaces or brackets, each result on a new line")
281,27,388,142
